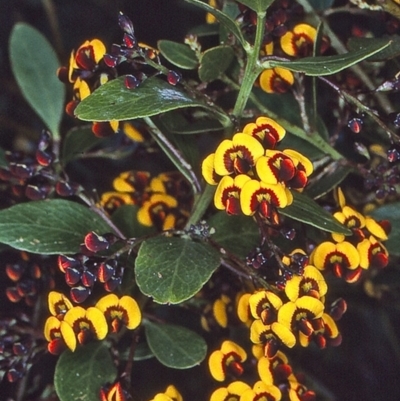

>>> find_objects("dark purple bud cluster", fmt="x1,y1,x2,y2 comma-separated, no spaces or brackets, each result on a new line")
58,232,123,303
0,130,80,202
246,247,308,290
364,150,400,199
4,252,55,307
103,12,182,91
0,315,45,383
238,0,304,45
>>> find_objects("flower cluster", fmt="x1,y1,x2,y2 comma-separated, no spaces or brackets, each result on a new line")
44,291,141,355
202,116,313,223
100,170,192,231
311,188,391,283
208,340,315,401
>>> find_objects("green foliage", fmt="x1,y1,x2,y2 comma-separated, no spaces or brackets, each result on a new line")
281,192,352,234
199,45,235,82
135,236,220,304
208,212,260,259
348,36,400,61
0,200,112,254
144,321,207,368
236,0,275,12
9,23,65,138
158,40,199,69
268,40,391,76
75,77,210,122
54,343,117,401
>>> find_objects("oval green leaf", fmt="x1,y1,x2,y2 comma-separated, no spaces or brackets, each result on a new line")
348,36,400,61
0,199,113,254
61,126,108,165
158,40,198,69
54,342,117,401
184,0,247,48
144,321,207,368
237,0,274,12
280,191,351,234
199,45,235,82
9,23,65,137
268,40,391,76
75,76,209,122
370,202,400,256
135,236,220,304
208,212,260,259
306,165,353,199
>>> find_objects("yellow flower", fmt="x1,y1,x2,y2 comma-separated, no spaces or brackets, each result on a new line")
95,294,141,333
208,340,247,382
210,381,251,401
280,23,317,57
149,385,183,401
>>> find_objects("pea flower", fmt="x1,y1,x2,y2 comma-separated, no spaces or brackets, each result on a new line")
214,175,251,215
95,294,141,333
240,381,282,401
210,381,251,401
259,67,295,94
248,290,283,325
149,385,183,401
280,23,317,57
208,340,247,382
242,117,286,150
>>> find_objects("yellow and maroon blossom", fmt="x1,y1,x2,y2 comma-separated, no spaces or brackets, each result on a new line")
240,179,293,221
62,306,108,350
298,313,341,349
256,149,313,191
250,320,296,358
237,293,253,327
100,192,135,214
44,316,75,355
214,133,264,176
259,67,295,94
48,291,73,319
214,175,251,215
332,204,366,243
95,294,141,333
284,265,327,302
287,376,316,401
257,351,293,386
364,216,389,241
240,380,282,401
242,117,286,150
208,340,247,382
357,236,389,270
149,385,183,401
311,241,361,282
113,170,152,199
69,39,107,81
280,24,317,57
100,381,127,401
137,193,179,230
210,381,251,401
249,290,283,325
278,296,324,338
202,153,220,185
212,294,232,329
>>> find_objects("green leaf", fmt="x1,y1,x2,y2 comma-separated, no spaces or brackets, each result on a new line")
281,192,351,234
54,342,117,401
135,236,220,304
75,76,210,122
111,205,156,238
306,165,353,199
307,0,334,10
348,36,400,61
61,126,107,165
158,40,198,69
144,321,207,368
9,23,65,137
236,0,274,12
370,203,400,256
208,212,260,258
268,40,391,76
199,45,235,82
184,0,247,48
0,199,113,254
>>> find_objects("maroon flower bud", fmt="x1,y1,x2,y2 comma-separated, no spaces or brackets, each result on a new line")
36,149,55,167
167,70,182,86
65,267,82,286
124,74,140,90
70,285,91,303
84,232,110,253
81,270,96,287
118,11,135,36
9,163,34,179
103,53,119,68
58,255,80,273
25,184,48,200
123,33,137,49
329,298,347,321
98,262,115,283
103,276,121,292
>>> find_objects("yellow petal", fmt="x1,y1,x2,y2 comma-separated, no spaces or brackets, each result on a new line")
44,316,61,341
202,153,219,185
60,320,77,351
271,322,296,348
119,296,141,329
208,350,226,382
86,307,108,340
